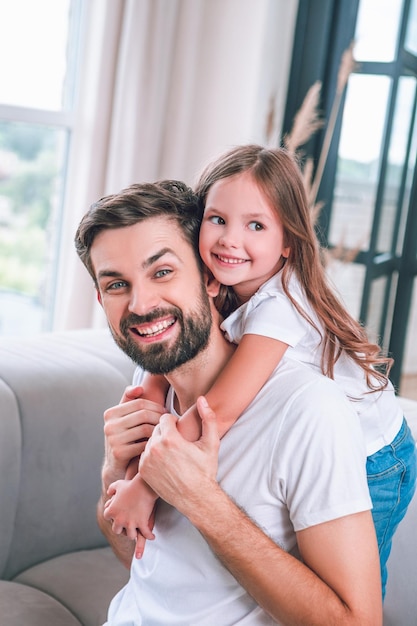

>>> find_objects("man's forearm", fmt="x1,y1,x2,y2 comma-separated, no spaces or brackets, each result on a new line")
185,482,379,626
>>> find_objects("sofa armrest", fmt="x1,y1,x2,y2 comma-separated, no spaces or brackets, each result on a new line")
0,329,135,580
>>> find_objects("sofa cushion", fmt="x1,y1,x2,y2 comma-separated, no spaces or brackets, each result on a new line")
0,580,82,626
13,547,129,626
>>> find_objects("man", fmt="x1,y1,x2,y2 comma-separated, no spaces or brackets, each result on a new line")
75,180,382,625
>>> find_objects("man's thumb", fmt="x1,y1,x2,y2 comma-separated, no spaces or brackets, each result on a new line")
196,396,219,449
121,385,144,403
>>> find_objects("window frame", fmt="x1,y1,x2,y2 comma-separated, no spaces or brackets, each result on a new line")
0,0,86,333
283,0,417,389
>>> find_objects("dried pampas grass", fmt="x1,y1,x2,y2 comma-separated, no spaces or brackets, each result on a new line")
283,42,357,212
283,41,362,265
310,42,359,208
283,81,324,155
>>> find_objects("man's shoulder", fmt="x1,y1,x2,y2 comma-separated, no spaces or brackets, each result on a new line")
269,357,349,405
240,358,362,463
260,359,360,441
272,356,324,382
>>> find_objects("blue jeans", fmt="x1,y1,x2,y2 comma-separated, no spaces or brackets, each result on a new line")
367,417,417,599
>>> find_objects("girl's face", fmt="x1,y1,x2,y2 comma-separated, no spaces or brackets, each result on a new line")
199,172,290,303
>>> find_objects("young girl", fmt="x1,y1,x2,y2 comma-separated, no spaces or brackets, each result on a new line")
104,145,416,597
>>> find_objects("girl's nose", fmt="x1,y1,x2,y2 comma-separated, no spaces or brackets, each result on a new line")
218,227,239,248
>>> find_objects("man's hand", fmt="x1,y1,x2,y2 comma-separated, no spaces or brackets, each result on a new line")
97,383,166,568
102,385,166,488
139,396,219,516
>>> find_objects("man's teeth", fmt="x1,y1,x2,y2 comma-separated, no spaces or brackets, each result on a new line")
137,319,174,336
217,255,246,264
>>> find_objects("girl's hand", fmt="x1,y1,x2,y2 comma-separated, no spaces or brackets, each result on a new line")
103,475,158,558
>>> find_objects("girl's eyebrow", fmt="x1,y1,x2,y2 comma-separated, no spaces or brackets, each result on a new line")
204,207,269,218
244,212,269,219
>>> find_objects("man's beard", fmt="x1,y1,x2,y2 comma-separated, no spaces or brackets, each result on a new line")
111,288,212,374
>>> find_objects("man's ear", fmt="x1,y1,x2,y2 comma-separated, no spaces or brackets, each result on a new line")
96,289,102,305
204,268,221,298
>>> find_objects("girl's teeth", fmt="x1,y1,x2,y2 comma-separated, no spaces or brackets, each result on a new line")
217,255,246,264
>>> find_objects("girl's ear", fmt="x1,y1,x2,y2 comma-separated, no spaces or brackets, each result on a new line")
282,246,291,259
204,268,221,298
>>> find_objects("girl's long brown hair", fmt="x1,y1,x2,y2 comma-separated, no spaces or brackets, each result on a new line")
195,144,392,391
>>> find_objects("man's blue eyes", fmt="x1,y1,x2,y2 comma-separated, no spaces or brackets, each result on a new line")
155,269,171,278
107,270,171,289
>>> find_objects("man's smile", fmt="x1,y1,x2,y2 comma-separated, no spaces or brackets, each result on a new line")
129,316,177,341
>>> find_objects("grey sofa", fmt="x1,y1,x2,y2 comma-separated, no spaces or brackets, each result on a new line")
0,328,416,625
0,329,134,626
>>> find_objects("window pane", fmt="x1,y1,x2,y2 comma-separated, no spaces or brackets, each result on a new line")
366,276,388,344
381,271,398,353
396,95,417,258
405,0,417,55
329,75,390,252
354,0,403,62
400,277,417,400
377,76,416,254
0,121,68,335
0,0,72,110
326,261,365,321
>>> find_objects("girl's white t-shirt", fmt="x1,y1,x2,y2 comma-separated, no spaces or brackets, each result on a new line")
221,271,403,456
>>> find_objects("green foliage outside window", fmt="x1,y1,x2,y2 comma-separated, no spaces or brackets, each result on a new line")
0,122,60,298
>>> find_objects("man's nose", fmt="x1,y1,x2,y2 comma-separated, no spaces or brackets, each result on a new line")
128,283,160,315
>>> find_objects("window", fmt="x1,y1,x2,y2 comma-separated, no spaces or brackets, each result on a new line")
284,0,417,396
0,0,85,336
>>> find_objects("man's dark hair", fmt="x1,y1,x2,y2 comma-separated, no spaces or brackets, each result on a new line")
75,180,203,284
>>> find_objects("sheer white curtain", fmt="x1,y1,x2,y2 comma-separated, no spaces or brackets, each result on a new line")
55,0,298,330
55,0,192,329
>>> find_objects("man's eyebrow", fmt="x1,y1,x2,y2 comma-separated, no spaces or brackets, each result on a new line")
97,270,123,281
96,248,180,282
143,247,180,268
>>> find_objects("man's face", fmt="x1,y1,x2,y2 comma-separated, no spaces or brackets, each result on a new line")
91,216,212,374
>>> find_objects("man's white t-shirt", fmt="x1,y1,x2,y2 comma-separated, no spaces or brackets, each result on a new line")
221,271,403,456
105,359,372,625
